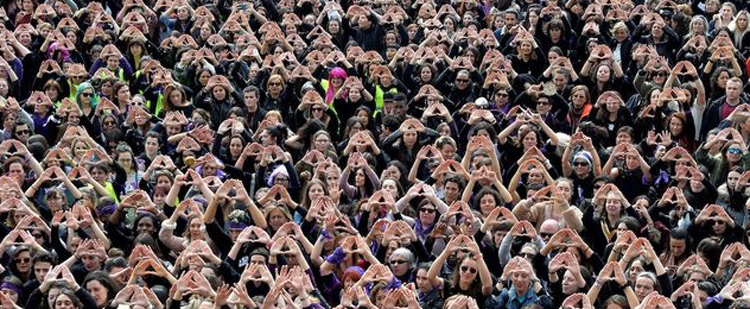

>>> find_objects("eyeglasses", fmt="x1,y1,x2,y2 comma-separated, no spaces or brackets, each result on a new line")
495,92,509,97
14,258,30,264
460,265,477,274
728,148,743,155
537,101,550,106
390,259,407,265
456,78,469,83
81,92,93,97
419,208,436,214
16,130,29,135
573,161,588,167
274,177,289,184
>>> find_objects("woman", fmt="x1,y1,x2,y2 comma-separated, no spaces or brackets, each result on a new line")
591,92,633,147
160,84,193,118
261,74,292,118
582,186,636,254
340,156,381,202
695,132,750,187
82,272,117,308
426,236,492,305
564,85,593,134
74,83,99,120
665,112,697,152
113,144,142,195
507,36,546,77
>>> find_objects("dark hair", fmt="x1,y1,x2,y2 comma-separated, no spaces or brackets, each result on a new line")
83,271,119,302
696,238,721,270
104,257,127,272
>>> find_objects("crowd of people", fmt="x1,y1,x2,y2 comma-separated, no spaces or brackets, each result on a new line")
0,0,749,308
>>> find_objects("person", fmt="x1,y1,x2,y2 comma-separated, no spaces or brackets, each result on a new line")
0,0,747,308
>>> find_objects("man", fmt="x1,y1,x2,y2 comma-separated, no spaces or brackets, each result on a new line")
701,77,749,139
12,121,31,145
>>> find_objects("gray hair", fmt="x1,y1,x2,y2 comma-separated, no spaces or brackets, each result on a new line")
390,248,416,268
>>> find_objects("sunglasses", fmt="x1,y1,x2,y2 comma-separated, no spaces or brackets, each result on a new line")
16,130,29,135
706,219,724,226
312,107,324,112
460,265,477,274
269,82,282,87
81,92,93,97
419,208,437,214
496,92,509,97
390,259,407,265
540,232,554,238
538,101,550,106
519,252,535,259
573,161,588,167
456,79,469,83
728,148,743,155
14,257,30,263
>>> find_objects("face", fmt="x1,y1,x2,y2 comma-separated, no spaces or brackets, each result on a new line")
634,276,655,302
573,158,590,176
212,86,227,100
198,71,211,86
522,131,537,150
519,41,532,55
389,254,409,276
710,218,727,234
14,250,31,273
718,72,729,88
479,194,497,216
416,269,431,292
144,137,159,155
669,238,686,257
727,143,743,163
355,169,366,187
34,261,52,283
268,209,288,231
137,216,156,234
329,20,340,33
669,117,683,135
229,138,244,157
117,152,133,171
562,270,580,294
3,156,24,181
726,80,741,100
455,73,470,90
605,197,622,216
616,132,632,145
420,66,433,82
381,179,399,200
54,294,75,309
418,203,437,224
385,166,402,181
403,131,417,147
739,14,749,28
86,280,109,308
81,254,101,272
459,258,479,284
628,260,644,283
597,65,611,82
